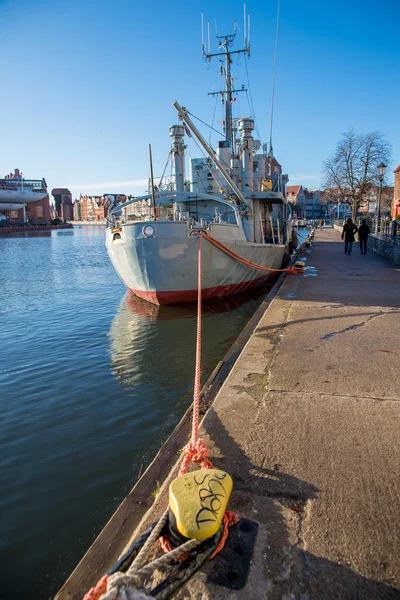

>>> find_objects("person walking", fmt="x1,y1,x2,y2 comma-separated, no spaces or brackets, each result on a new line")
320,218,324,230
358,219,371,255
341,218,358,255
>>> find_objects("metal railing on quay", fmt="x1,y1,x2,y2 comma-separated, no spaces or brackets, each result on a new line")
333,219,400,244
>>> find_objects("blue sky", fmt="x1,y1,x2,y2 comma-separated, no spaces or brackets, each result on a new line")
1,0,399,199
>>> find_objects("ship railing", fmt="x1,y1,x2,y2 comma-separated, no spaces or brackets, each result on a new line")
0,179,46,191
108,191,240,227
115,206,238,227
22,180,46,189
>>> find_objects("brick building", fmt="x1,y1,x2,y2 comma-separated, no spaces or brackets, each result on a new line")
25,194,51,224
51,188,73,221
75,194,128,221
0,169,50,224
392,165,400,218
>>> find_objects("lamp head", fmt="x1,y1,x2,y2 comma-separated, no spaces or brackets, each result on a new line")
377,162,387,178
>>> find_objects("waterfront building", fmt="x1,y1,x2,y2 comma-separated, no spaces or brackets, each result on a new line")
287,185,306,218
288,185,328,221
0,168,50,224
80,195,107,221
355,185,393,218
51,188,73,221
303,188,325,220
73,199,83,221
77,194,127,221
322,183,394,222
322,189,354,221
73,194,176,222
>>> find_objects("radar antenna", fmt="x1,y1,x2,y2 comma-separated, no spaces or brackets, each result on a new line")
201,5,250,151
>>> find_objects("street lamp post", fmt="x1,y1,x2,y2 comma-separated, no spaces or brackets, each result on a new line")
376,162,387,234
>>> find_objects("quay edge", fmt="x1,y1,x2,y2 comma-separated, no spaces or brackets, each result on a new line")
57,228,400,599
54,264,291,600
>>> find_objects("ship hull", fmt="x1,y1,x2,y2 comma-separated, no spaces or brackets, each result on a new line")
0,190,48,203
106,221,286,305
128,274,275,303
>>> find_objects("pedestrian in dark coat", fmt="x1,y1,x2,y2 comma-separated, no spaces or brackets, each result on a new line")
341,218,358,255
358,219,371,255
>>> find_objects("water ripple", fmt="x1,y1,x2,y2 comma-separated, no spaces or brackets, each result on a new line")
0,228,271,599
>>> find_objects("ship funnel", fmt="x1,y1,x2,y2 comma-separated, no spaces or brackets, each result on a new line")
169,125,185,192
239,118,254,192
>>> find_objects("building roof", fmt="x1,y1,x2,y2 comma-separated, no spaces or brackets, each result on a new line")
52,188,71,195
286,185,301,195
394,165,400,173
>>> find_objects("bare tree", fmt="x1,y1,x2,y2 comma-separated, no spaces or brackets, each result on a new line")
322,129,392,219
381,186,394,212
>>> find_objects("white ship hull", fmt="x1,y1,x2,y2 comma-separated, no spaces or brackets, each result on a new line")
0,189,48,203
106,220,286,304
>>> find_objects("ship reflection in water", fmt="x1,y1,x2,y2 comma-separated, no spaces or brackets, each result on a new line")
126,286,271,321
108,284,273,431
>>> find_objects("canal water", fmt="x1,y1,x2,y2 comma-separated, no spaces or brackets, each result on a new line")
0,227,308,599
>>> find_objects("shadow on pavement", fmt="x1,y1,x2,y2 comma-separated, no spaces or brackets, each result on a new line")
200,408,400,599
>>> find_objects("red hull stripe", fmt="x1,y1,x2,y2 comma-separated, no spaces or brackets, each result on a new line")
129,274,275,305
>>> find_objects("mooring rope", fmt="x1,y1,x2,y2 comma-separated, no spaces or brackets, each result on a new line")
83,233,237,600
197,231,303,274
192,233,202,447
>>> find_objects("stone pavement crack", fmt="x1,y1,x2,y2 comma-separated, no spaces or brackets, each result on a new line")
320,310,385,341
263,388,400,402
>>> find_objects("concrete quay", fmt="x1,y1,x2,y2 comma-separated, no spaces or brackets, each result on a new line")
58,228,400,599
147,227,400,599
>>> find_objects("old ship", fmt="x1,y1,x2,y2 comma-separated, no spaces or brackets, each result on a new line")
106,17,293,305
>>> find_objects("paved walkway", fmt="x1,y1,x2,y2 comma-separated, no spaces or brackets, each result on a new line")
167,228,400,598
63,229,400,599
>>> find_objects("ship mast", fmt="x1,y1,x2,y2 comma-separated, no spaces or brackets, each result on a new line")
202,9,250,150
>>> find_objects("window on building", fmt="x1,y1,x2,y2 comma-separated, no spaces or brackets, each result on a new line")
36,205,44,217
